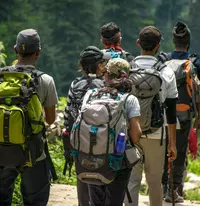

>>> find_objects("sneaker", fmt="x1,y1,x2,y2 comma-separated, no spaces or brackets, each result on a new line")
177,184,183,197
165,189,184,203
163,185,167,199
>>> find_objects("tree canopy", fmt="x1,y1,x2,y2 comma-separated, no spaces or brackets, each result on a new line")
0,0,199,96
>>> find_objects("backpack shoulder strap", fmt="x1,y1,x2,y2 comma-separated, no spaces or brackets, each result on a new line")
153,59,167,72
0,66,18,72
189,53,199,65
121,50,128,60
157,52,169,63
34,69,45,78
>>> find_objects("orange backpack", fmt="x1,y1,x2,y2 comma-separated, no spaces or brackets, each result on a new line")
166,58,199,115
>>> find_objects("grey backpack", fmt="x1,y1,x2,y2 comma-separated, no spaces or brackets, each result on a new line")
68,76,104,122
129,60,166,134
70,89,129,185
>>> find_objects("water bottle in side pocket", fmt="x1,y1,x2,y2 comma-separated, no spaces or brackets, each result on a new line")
114,132,126,155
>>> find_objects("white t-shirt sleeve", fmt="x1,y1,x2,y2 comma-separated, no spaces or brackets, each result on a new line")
43,77,59,107
125,95,140,119
160,66,178,101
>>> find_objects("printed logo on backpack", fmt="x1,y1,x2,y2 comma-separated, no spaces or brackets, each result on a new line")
0,66,45,168
70,89,130,185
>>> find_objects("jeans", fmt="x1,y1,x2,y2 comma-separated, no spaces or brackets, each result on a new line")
0,158,50,206
162,120,191,190
77,179,90,206
88,169,131,206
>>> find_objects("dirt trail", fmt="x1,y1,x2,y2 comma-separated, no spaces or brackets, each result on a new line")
47,184,200,206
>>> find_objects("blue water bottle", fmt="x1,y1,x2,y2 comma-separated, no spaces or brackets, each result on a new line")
114,132,126,155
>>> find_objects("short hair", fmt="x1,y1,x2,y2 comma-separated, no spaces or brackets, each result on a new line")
139,26,162,51
100,22,121,45
79,60,99,74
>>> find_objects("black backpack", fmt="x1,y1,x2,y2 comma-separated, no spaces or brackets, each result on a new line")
68,76,104,130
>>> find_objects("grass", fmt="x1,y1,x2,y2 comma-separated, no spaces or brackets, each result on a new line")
48,139,77,185
185,187,200,202
187,157,200,176
12,177,22,206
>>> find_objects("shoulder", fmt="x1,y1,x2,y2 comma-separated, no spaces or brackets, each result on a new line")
125,94,140,109
124,94,140,118
38,72,55,86
159,63,176,82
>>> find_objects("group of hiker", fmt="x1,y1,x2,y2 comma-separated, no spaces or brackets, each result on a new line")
0,20,199,206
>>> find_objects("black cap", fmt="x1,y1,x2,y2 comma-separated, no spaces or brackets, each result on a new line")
16,29,41,54
80,46,110,64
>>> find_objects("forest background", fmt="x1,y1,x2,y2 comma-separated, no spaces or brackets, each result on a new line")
0,0,199,96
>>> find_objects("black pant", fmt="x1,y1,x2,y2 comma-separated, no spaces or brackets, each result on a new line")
77,179,90,206
0,159,50,206
162,120,191,189
88,169,131,206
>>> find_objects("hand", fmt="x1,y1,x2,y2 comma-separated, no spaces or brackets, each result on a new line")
168,143,177,161
63,149,74,176
193,119,200,131
62,129,72,151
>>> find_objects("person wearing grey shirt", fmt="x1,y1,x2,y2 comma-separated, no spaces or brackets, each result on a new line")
0,29,58,206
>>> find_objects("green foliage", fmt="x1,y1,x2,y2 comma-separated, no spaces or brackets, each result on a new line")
12,177,23,206
187,156,200,176
154,0,189,52
189,0,200,55
103,0,154,56
0,0,187,97
139,183,148,196
185,187,200,201
49,139,77,185
0,1,198,95
0,41,7,66
57,97,67,111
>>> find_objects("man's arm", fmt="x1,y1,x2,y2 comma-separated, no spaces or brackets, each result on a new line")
126,95,141,144
43,77,58,125
44,106,56,125
129,117,142,144
165,98,177,161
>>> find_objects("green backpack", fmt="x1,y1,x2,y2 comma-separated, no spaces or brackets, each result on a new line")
0,65,45,168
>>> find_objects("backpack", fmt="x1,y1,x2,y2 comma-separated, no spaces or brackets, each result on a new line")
165,58,200,121
129,60,166,135
102,48,134,63
67,76,104,130
0,65,45,168
70,89,130,185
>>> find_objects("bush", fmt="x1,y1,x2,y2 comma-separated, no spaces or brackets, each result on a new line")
48,139,77,185
185,187,200,201
187,156,200,176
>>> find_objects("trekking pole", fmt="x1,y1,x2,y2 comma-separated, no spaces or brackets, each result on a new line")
168,158,175,206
